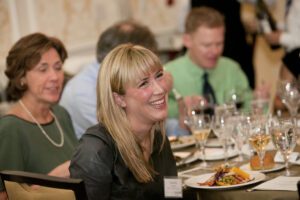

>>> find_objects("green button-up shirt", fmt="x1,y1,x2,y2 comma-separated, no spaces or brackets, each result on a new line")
165,53,252,118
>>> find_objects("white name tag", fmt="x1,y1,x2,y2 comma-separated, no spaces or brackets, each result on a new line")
164,177,182,198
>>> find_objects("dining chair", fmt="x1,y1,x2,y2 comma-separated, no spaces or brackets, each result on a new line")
297,180,300,198
0,170,87,200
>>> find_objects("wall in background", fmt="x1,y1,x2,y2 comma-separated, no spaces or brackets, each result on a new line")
0,0,285,109
0,0,189,90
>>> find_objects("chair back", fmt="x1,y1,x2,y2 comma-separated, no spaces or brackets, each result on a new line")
297,180,300,198
0,170,87,200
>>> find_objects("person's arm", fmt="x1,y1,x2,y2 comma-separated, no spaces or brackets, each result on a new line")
48,160,71,178
0,191,7,200
280,64,295,81
264,31,282,46
0,122,26,193
70,134,113,200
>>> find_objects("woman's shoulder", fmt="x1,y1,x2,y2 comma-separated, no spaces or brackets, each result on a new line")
52,104,69,115
71,124,116,167
80,124,115,148
0,114,24,127
0,115,26,139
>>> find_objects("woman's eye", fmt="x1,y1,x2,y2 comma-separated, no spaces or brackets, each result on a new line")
138,81,148,88
38,66,47,72
156,71,164,79
54,64,63,71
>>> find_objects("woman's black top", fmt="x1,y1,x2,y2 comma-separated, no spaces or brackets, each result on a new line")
70,124,177,200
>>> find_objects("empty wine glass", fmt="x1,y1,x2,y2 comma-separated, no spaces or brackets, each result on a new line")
212,115,233,163
228,113,250,162
248,115,271,171
185,114,211,167
270,118,297,176
192,94,215,116
224,87,245,110
277,80,300,118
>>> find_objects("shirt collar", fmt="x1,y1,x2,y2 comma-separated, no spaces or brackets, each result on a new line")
184,52,217,76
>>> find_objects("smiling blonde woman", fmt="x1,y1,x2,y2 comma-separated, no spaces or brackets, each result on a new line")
70,44,177,200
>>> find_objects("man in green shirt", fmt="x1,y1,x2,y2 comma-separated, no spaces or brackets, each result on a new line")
165,7,252,136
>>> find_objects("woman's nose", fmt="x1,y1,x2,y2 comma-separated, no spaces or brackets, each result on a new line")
49,68,60,80
152,80,165,93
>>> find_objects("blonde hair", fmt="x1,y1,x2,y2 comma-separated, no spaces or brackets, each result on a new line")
97,43,166,183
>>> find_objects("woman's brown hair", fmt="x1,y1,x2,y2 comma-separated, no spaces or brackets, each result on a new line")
5,32,68,100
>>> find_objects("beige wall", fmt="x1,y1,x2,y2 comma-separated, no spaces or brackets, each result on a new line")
0,0,285,107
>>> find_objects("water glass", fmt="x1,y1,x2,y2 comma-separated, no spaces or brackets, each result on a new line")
186,114,211,167
270,118,297,176
248,116,271,170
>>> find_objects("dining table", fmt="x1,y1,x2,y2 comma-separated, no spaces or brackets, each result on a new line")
172,137,300,200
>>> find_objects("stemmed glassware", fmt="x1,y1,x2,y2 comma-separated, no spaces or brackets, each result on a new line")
193,94,215,116
212,115,233,163
248,115,271,171
228,113,250,162
277,80,300,118
224,87,245,110
185,114,211,167
270,117,297,176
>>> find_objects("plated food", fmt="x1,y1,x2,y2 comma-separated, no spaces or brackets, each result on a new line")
198,165,251,186
184,165,266,189
240,163,285,173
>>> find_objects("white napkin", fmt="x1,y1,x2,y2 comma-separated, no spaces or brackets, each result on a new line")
251,176,300,191
274,151,299,163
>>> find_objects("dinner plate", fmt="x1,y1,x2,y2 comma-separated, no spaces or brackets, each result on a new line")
175,148,238,166
184,171,266,189
205,138,234,148
197,148,238,161
240,163,285,173
205,138,222,147
170,136,196,150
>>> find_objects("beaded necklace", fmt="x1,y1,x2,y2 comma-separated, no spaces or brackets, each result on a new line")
19,100,64,147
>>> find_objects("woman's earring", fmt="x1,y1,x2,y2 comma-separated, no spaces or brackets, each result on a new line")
20,79,25,87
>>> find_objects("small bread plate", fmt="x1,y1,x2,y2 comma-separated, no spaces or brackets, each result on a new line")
184,171,266,190
197,148,238,161
205,138,222,148
170,136,196,150
240,163,285,173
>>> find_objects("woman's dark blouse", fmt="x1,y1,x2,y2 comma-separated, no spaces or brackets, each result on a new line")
70,124,177,200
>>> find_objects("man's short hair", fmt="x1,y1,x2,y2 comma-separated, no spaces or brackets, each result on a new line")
185,7,225,34
96,20,157,63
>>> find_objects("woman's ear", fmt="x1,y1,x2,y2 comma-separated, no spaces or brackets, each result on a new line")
113,92,126,108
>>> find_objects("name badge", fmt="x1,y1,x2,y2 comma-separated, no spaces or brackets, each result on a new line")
164,177,183,198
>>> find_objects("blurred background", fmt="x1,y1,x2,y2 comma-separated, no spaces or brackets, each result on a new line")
0,0,286,107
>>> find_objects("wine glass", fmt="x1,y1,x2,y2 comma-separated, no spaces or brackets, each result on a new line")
193,94,215,116
270,118,297,176
277,80,300,118
224,87,245,110
212,115,233,163
248,116,271,171
228,113,250,162
186,114,211,167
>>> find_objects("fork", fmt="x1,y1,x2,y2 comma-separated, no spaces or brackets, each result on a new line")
178,150,198,166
